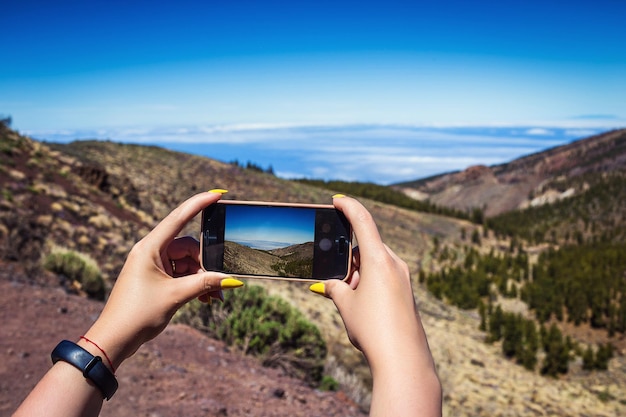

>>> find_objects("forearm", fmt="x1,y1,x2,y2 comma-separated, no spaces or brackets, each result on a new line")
12,344,106,417
13,191,232,417
370,361,441,417
367,317,442,417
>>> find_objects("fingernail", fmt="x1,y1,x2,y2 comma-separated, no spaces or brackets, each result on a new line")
332,194,346,198
209,189,229,194
309,282,326,296
220,278,244,289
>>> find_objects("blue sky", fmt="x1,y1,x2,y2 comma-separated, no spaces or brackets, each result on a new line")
2,0,625,183
225,205,315,250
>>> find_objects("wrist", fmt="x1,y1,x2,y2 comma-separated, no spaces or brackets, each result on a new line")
81,323,133,372
77,336,116,374
364,328,438,383
51,340,119,401
367,344,442,416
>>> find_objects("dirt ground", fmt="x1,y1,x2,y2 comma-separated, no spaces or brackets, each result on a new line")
0,263,365,417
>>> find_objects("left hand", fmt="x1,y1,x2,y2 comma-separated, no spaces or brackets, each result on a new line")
82,191,238,369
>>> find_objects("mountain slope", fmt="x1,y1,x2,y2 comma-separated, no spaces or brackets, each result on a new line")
1,124,625,416
395,129,626,217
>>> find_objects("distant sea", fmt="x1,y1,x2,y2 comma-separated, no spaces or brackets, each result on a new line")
35,124,611,184
151,126,596,184
230,239,295,251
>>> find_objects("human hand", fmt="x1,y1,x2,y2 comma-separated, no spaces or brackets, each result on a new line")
82,190,243,370
309,195,441,416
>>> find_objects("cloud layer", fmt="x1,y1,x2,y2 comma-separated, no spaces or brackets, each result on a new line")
28,123,618,184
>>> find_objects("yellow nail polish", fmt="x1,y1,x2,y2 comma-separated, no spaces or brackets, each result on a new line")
220,278,244,289
309,282,326,296
209,189,229,194
332,194,346,198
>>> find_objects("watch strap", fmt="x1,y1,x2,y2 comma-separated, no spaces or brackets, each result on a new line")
51,340,118,400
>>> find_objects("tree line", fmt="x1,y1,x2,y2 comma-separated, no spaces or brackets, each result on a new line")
481,303,613,376
522,242,626,336
422,243,618,375
422,246,528,310
295,178,478,220
487,173,626,245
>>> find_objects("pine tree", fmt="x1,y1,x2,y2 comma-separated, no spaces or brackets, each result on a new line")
487,305,504,343
595,343,613,370
520,320,539,371
582,345,595,371
540,324,569,377
502,313,523,359
478,301,487,332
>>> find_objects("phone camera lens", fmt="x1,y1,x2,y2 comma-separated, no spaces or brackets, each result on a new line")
319,238,333,252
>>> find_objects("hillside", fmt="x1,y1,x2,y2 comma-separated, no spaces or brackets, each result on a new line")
395,129,626,217
222,240,315,278
1,124,625,416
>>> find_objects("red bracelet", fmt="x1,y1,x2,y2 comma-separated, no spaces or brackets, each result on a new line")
80,336,116,374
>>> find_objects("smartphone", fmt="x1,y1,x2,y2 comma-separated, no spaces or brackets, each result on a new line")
200,200,352,281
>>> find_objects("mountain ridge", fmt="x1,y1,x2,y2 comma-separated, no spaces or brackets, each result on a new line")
394,128,626,216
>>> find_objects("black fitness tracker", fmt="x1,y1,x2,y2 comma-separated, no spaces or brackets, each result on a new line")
51,340,118,400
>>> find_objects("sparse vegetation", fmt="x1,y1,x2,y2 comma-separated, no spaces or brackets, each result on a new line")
483,304,539,371
174,284,327,387
481,302,616,377
425,247,529,309
230,159,275,175
433,241,620,376
522,242,626,334
3,123,626,409
0,114,11,127
489,173,626,245
319,375,340,391
271,258,312,277
42,246,105,300
294,178,476,219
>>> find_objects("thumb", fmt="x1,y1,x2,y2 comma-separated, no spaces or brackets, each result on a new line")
173,271,244,305
309,279,353,309
310,279,361,351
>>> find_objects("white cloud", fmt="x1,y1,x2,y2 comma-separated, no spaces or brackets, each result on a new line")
25,122,619,184
525,128,554,136
564,129,600,137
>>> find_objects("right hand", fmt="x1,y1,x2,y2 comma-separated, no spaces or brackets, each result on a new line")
311,195,441,416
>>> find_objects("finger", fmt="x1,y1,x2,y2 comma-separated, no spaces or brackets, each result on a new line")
163,236,201,275
351,245,361,270
148,191,224,252
311,278,352,300
172,271,244,305
332,196,386,257
345,269,361,290
167,256,201,277
198,290,224,304
167,236,200,261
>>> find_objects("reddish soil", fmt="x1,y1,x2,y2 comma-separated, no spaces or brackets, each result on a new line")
0,263,365,417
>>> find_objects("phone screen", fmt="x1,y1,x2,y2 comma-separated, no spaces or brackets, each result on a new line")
201,201,351,281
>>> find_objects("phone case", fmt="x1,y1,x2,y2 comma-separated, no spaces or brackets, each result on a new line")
200,200,352,282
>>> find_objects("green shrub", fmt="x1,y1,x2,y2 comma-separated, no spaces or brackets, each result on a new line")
43,246,104,300
175,284,327,386
319,375,339,391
